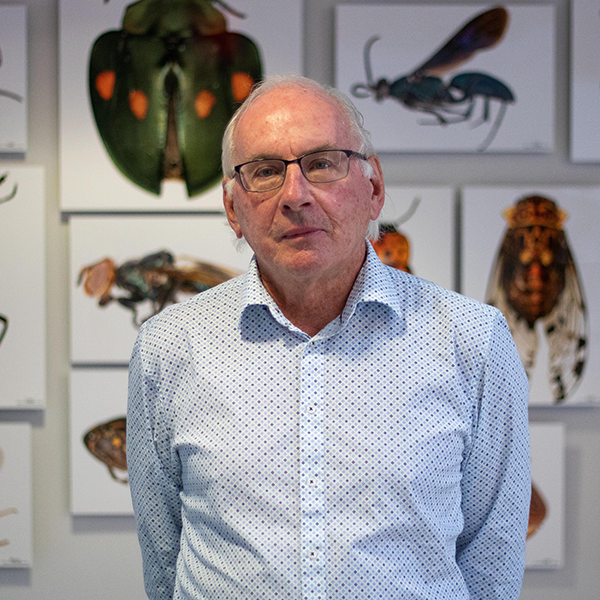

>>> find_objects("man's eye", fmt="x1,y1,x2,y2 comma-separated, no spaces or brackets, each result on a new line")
306,159,333,171
251,163,282,179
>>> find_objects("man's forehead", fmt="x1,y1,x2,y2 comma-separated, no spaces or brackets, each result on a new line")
233,86,356,159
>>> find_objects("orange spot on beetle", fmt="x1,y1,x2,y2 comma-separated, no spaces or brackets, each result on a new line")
129,90,148,120
231,72,254,103
195,90,217,119
95,71,116,101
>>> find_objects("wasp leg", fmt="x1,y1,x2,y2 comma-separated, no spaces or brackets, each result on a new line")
477,102,508,152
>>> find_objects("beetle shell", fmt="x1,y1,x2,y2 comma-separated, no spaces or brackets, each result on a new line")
89,0,262,196
83,417,128,483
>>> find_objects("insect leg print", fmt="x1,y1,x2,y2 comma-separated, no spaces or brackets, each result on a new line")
88,0,263,196
486,195,588,403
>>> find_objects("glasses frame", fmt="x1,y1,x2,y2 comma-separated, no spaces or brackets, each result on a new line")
233,149,368,193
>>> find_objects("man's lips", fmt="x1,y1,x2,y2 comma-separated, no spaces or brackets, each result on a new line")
281,227,323,239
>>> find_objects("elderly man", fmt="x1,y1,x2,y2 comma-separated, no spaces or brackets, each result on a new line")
128,75,530,600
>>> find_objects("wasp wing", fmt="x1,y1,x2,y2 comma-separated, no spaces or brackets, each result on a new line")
543,251,588,403
412,7,508,79
485,233,539,378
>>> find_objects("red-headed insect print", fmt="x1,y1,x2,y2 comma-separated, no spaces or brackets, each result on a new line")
463,187,599,406
336,4,554,153
59,0,302,211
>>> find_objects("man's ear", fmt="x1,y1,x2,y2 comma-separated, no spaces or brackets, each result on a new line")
222,178,243,239
367,155,385,221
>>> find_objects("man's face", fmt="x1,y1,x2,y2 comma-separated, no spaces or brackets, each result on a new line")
223,86,384,285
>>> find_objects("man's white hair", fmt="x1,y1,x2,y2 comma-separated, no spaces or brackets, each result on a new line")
221,75,381,239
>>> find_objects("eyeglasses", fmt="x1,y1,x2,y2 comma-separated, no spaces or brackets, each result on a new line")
233,149,367,193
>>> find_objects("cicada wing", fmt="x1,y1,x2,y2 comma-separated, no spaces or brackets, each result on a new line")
485,234,538,377
414,7,508,78
543,254,588,403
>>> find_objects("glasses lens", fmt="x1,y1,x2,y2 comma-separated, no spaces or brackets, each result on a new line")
301,150,349,183
239,160,285,192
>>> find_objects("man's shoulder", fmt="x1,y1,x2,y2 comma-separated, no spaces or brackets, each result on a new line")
139,274,245,335
382,266,502,329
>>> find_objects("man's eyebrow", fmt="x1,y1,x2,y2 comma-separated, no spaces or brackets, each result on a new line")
242,144,340,163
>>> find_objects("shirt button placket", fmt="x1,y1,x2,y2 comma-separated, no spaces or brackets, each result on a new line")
299,339,326,600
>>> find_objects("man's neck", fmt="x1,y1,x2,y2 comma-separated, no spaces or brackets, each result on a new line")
257,256,365,337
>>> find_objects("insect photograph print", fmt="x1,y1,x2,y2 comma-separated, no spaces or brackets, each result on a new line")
70,369,133,515
70,214,253,364
60,0,303,212
78,250,240,327
336,4,554,153
571,0,600,161
372,187,455,290
525,423,565,570
0,423,32,567
0,167,46,409
0,6,27,153
462,186,600,406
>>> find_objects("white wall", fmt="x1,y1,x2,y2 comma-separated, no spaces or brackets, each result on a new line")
1,0,599,598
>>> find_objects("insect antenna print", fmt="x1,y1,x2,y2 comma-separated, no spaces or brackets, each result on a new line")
351,6,514,152
0,172,16,346
371,197,420,273
486,195,588,403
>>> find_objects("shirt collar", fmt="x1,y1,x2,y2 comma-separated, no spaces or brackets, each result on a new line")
239,241,406,333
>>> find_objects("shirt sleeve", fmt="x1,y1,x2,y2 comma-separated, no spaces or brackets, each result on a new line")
127,320,185,600
455,310,531,599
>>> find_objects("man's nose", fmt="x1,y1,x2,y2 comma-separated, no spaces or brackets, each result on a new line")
279,163,313,209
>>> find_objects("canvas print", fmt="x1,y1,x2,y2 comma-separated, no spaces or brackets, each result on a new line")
70,367,132,515
59,0,302,211
371,187,454,290
0,423,32,567
571,0,600,161
336,4,554,153
70,214,253,364
525,423,565,569
0,6,27,153
462,186,600,406
0,167,46,408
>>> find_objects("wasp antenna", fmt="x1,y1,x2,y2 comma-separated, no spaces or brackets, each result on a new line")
394,196,421,227
363,35,381,88
214,0,246,19
351,83,372,99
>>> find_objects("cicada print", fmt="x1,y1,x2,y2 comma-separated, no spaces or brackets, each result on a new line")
486,195,588,403
371,197,420,273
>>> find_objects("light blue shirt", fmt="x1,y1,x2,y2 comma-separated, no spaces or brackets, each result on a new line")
127,243,530,600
